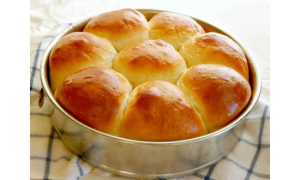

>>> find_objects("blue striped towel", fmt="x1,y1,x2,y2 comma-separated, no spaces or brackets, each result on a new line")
30,24,270,180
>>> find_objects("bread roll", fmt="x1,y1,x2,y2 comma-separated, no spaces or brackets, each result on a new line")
177,64,251,132
55,67,132,135
113,40,187,87
179,32,249,81
49,32,117,92
119,80,207,141
83,9,149,52
149,12,205,51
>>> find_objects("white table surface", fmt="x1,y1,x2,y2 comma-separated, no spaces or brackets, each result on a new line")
30,0,270,179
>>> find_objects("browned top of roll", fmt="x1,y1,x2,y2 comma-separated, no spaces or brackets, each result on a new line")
113,40,187,87
116,40,183,69
177,64,251,132
179,32,249,81
149,12,205,50
119,80,207,141
55,67,132,135
49,32,117,92
84,9,147,35
50,32,115,71
83,9,149,52
150,12,203,31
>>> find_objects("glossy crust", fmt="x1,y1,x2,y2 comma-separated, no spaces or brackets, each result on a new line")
119,80,207,141
49,10,253,141
83,8,149,52
55,67,132,135
177,65,251,132
113,40,187,87
149,12,205,51
179,32,249,81
49,32,117,92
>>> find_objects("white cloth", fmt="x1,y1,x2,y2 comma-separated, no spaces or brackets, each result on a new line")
30,1,270,179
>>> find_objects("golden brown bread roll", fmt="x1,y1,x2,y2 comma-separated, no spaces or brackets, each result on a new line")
179,32,249,81
176,64,251,132
49,9,253,141
149,12,205,51
113,40,187,88
49,32,117,92
83,9,149,52
119,80,207,141
55,67,132,135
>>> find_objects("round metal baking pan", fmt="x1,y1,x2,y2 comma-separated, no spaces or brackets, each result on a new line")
39,9,261,179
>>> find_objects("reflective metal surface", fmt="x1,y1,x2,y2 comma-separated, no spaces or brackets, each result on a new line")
39,9,261,179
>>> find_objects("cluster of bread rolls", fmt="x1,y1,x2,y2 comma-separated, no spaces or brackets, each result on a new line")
50,9,251,141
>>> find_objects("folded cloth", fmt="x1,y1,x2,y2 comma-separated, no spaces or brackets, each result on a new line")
30,24,270,180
